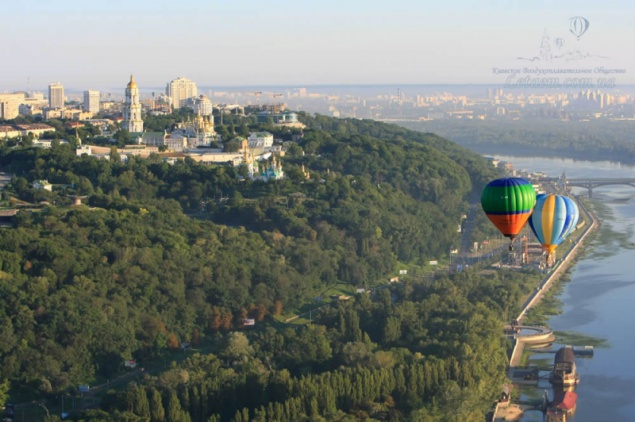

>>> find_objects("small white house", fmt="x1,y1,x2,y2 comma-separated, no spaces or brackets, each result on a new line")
124,359,137,368
32,180,52,191
248,132,274,149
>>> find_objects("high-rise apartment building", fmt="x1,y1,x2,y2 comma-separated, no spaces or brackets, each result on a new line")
48,82,64,109
0,93,25,119
83,90,100,113
166,77,197,109
122,75,143,133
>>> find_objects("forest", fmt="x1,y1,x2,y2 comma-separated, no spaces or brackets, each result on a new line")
0,113,539,421
397,119,635,164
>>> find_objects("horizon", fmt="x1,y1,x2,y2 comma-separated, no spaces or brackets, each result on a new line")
3,0,633,92
13,83,635,99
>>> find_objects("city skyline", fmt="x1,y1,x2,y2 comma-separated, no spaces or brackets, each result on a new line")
2,0,634,92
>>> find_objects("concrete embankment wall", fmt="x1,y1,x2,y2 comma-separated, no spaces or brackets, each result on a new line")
492,198,597,422
509,338,523,369
516,197,596,323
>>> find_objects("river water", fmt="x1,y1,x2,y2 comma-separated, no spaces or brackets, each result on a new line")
498,156,635,422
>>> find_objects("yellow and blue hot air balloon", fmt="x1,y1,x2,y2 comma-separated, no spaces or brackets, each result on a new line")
528,194,580,260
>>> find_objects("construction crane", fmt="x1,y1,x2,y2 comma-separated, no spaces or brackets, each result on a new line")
252,91,262,104
272,93,283,114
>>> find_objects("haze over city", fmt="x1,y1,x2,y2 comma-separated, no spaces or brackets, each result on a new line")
3,0,634,91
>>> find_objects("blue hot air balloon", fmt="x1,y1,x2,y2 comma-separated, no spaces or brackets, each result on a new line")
569,16,590,40
528,194,580,260
561,196,579,239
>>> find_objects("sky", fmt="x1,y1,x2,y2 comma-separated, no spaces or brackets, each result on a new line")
2,0,634,92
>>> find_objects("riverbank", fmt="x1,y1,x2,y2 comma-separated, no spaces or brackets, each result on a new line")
492,197,599,421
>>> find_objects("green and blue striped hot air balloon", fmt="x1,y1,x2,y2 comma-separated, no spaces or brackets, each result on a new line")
481,177,537,249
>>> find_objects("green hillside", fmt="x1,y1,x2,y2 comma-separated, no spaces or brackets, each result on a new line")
0,114,528,421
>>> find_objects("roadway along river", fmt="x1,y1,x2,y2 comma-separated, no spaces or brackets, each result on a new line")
499,156,635,422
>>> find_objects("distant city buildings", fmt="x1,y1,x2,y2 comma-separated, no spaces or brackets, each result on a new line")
122,75,143,133
0,93,25,119
166,77,197,109
189,94,213,116
83,90,100,113
48,82,64,109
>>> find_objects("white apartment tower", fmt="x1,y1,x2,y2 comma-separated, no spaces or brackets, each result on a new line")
166,77,197,109
122,75,143,133
48,82,64,109
83,90,100,113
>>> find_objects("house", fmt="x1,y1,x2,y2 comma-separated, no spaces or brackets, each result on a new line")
248,132,274,149
124,359,137,368
0,125,21,139
32,180,52,191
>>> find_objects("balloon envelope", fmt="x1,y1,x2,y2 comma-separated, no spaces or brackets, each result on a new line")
561,196,580,239
569,16,589,39
481,177,537,241
528,194,579,254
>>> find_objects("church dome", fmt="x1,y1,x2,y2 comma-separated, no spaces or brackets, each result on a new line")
127,74,138,89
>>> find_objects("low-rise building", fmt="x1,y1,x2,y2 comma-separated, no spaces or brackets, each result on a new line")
0,125,21,139
15,123,55,137
32,180,52,191
32,139,52,148
248,131,274,149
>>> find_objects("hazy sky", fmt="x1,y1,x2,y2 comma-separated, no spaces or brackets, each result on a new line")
2,0,633,92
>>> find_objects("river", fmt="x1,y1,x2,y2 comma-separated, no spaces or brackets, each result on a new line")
498,156,635,422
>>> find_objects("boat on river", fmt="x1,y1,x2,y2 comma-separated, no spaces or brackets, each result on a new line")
550,346,579,387
547,390,577,422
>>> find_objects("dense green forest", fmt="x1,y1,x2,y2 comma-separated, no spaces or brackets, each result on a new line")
397,119,635,164
0,113,538,421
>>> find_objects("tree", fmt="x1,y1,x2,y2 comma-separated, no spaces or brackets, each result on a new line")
221,332,253,362
114,129,131,146
0,379,9,409
166,390,188,422
223,138,242,153
131,384,150,418
149,387,165,422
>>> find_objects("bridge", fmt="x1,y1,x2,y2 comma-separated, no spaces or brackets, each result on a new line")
542,173,635,198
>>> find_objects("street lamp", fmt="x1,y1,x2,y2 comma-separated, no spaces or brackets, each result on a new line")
34,401,50,418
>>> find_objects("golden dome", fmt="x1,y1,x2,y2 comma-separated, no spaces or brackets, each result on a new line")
126,74,138,89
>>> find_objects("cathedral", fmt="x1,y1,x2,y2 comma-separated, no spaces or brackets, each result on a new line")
122,75,144,134
241,140,284,182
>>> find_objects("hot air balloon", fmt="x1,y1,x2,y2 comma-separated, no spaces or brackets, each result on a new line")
528,194,580,262
481,177,537,250
561,196,580,239
555,38,566,49
569,16,589,40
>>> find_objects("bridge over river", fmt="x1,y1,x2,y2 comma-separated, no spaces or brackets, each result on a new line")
541,173,635,198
